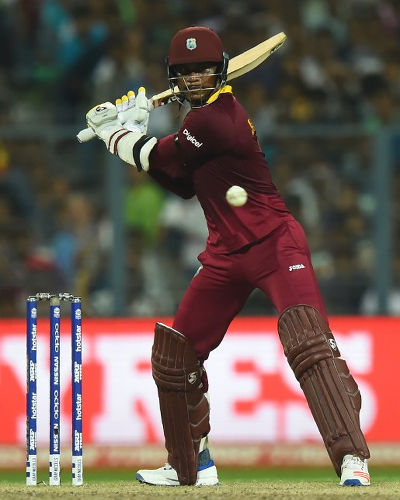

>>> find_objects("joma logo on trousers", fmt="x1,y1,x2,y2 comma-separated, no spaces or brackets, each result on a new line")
183,128,203,148
289,264,305,272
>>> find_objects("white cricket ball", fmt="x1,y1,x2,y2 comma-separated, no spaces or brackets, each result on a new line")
226,185,248,207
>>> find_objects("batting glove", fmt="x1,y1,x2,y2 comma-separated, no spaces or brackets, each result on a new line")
85,101,156,172
116,87,152,134
86,102,120,142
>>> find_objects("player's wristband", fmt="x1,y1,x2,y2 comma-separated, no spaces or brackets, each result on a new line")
133,135,155,172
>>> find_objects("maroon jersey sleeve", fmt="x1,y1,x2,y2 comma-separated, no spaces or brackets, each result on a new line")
148,134,195,199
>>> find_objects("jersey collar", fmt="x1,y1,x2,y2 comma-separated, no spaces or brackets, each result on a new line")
207,85,233,104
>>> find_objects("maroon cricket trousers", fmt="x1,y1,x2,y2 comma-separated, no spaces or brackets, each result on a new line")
173,219,327,361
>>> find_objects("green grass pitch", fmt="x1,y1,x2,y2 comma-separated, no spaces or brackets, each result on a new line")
0,467,399,498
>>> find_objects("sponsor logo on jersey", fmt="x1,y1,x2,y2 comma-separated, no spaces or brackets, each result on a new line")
289,264,306,272
183,128,203,148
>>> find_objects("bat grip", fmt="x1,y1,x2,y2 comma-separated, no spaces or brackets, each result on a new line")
76,127,97,143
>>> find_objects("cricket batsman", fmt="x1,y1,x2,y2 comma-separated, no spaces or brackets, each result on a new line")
83,26,370,487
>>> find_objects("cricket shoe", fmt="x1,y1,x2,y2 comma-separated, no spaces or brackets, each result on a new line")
136,449,219,486
339,454,370,486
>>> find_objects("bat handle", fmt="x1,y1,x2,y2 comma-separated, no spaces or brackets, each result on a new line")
76,127,97,143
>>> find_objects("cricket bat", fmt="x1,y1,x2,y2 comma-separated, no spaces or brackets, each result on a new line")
77,32,286,143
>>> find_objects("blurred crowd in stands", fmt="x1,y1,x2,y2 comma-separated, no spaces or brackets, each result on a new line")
0,0,400,317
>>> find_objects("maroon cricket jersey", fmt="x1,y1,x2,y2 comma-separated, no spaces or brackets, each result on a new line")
149,86,291,254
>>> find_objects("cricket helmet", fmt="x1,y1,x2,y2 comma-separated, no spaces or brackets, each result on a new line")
168,26,225,65
167,26,229,106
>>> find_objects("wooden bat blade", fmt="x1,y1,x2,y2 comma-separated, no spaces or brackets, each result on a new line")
150,87,176,108
227,32,286,81
77,32,286,142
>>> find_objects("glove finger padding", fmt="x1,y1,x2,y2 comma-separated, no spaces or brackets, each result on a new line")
116,87,152,134
135,87,152,109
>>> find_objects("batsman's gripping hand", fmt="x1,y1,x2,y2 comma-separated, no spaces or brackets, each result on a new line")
116,87,152,134
86,102,120,142
85,100,156,172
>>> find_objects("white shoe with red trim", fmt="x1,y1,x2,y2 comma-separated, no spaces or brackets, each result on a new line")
339,454,370,486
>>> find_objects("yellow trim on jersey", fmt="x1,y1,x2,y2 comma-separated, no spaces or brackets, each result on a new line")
248,118,256,136
207,85,233,104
